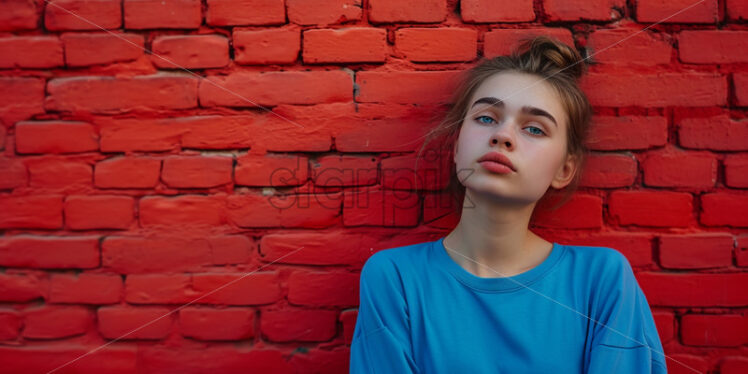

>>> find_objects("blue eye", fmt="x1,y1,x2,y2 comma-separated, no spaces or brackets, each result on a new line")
525,126,546,136
474,115,495,124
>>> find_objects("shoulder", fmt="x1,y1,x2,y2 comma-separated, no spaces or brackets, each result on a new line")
359,239,432,283
563,243,633,276
562,244,639,297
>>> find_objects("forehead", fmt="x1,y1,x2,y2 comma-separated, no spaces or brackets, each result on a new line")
469,72,564,122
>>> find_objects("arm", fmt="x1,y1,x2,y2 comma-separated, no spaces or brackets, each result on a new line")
349,252,421,374
586,251,668,374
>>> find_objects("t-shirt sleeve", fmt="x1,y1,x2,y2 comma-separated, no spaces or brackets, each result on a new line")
586,250,668,374
349,252,421,374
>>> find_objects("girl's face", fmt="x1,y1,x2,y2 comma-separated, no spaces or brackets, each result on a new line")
453,71,577,205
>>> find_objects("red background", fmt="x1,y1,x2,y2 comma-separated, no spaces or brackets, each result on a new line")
1,0,747,373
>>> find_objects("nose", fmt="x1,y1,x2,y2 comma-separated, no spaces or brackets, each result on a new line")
488,118,515,150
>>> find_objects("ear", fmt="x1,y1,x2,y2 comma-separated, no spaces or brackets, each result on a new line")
550,153,579,190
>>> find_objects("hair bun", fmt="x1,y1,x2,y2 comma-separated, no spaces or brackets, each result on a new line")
513,35,588,80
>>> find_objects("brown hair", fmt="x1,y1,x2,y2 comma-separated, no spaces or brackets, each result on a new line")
416,35,593,214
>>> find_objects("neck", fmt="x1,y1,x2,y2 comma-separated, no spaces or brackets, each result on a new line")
444,188,545,277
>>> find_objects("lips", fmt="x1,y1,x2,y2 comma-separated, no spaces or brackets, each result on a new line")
477,151,516,172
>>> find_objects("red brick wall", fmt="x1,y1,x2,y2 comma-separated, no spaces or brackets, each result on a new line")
0,0,747,373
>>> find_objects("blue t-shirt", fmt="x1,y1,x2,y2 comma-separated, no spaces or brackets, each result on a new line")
349,237,667,374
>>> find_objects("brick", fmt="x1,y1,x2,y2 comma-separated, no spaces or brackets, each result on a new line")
609,191,693,227
0,158,27,190
260,231,373,265
263,103,358,152
233,28,300,65
62,32,144,67
102,236,213,273
124,0,201,29
0,36,63,68
180,307,255,340
287,271,358,307
636,0,719,23
700,192,748,227
680,314,748,346
0,272,44,302
355,70,459,104
139,195,225,227
22,305,92,339
0,235,99,269
544,0,624,21
65,195,134,230
0,311,21,340
460,0,534,23
151,35,229,69
727,0,748,20
235,153,308,187
724,154,748,188
206,0,285,26
15,120,98,154
735,73,748,106
658,234,733,269
638,271,748,306
423,191,460,228
340,309,357,344
559,234,655,267
734,236,748,268
199,70,352,107
368,0,446,23
125,274,193,304
287,0,362,25
334,103,443,152
303,28,387,64
49,273,123,304
580,71,726,107
641,150,717,188
207,235,253,264
579,153,637,188
679,30,748,64
380,152,450,190
26,158,92,188
586,115,668,150
0,0,38,31
531,194,603,228
652,311,674,343
678,115,748,151
46,75,199,113
0,77,45,127
343,188,419,227
161,155,233,188
191,272,283,305
178,115,258,150
288,348,348,370
0,346,137,373
139,346,292,372
721,356,748,374
664,354,709,374
94,157,161,188
261,309,337,342
312,155,378,187
0,195,63,229
98,117,184,152
45,0,121,31
226,192,342,228
98,306,173,339
587,28,671,66
395,28,477,62
483,28,574,57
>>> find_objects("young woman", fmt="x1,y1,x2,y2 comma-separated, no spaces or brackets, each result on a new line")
349,36,667,373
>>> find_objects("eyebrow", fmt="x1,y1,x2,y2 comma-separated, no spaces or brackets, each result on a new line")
470,96,558,128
